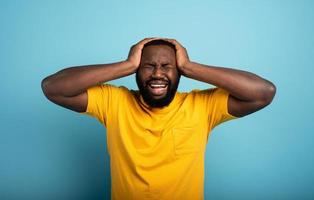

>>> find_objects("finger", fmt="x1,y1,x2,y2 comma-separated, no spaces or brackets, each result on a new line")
129,38,158,55
161,38,180,46
131,38,150,47
169,39,182,47
162,38,184,51
138,37,160,46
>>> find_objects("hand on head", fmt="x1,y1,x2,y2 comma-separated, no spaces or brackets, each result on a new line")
126,37,161,72
159,38,190,72
126,37,190,74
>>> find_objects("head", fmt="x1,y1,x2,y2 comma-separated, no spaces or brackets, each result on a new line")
136,39,181,108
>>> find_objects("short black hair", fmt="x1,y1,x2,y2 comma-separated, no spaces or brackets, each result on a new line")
143,39,176,52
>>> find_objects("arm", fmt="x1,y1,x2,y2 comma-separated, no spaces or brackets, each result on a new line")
164,38,276,117
41,38,158,112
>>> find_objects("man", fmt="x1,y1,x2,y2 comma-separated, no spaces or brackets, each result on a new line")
41,37,276,200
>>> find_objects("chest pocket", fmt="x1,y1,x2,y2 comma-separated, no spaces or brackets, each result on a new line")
172,127,200,155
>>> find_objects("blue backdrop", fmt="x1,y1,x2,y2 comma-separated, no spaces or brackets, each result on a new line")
1,0,313,199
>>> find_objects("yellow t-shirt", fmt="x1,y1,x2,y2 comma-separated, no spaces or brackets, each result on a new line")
83,84,236,200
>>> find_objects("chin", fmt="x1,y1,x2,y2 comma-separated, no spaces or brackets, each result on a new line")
145,95,173,108
136,73,180,108
140,85,178,108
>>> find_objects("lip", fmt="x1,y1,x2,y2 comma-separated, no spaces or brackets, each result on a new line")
147,80,168,85
146,80,168,97
147,85,168,97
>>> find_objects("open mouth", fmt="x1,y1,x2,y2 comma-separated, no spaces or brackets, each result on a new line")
147,81,168,96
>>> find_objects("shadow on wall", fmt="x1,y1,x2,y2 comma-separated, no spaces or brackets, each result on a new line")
55,117,112,200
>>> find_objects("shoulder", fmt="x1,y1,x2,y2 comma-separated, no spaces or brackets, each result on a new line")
179,88,230,106
88,84,130,95
190,87,228,98
182,88,216,99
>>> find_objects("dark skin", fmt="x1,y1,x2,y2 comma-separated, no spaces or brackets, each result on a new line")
162,38,276,117
41,37,276,117
41,38,157,112
137,45,179,106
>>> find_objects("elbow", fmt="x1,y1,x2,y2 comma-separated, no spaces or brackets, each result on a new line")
261,82,276,106
41,76,55,99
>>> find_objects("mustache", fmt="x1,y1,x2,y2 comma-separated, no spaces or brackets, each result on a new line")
145,78,169,84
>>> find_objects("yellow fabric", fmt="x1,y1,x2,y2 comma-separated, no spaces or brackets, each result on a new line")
83,84,236,200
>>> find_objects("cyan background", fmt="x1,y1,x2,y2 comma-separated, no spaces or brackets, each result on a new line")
1,0,313,199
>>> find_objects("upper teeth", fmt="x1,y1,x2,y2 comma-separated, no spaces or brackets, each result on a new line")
150,84,167,88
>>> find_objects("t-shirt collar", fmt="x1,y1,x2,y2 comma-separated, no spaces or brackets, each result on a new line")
138,92,180,114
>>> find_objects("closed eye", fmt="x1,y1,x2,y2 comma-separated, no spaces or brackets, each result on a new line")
162,64,173,70
143,65,154,69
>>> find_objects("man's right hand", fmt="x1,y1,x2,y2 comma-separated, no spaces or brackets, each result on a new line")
126,37,159,72
42,37,159,113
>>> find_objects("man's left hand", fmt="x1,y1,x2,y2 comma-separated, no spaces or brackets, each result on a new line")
162,38,191,75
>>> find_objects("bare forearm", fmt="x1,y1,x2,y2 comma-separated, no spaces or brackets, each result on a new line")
182,61,276,102
42,61,134,97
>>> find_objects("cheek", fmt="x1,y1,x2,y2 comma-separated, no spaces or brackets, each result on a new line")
137,72,150,86
138,69,147,78
140,74,150,83
139,67,150,75
167,70,179,81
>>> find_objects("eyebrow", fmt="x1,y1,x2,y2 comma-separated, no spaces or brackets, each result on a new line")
143,62,154,65
143,62,171,65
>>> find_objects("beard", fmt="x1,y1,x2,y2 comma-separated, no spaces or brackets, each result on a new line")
136,73,180,108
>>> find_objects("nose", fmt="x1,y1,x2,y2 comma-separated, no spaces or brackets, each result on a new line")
151,66,164,78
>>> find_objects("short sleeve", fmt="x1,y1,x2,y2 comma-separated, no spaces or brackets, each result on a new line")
81,84,121,126
195,88,237,129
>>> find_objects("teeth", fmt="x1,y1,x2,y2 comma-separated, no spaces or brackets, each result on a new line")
150,84,167,88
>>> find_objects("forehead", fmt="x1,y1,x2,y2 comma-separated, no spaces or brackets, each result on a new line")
141,45,176,63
